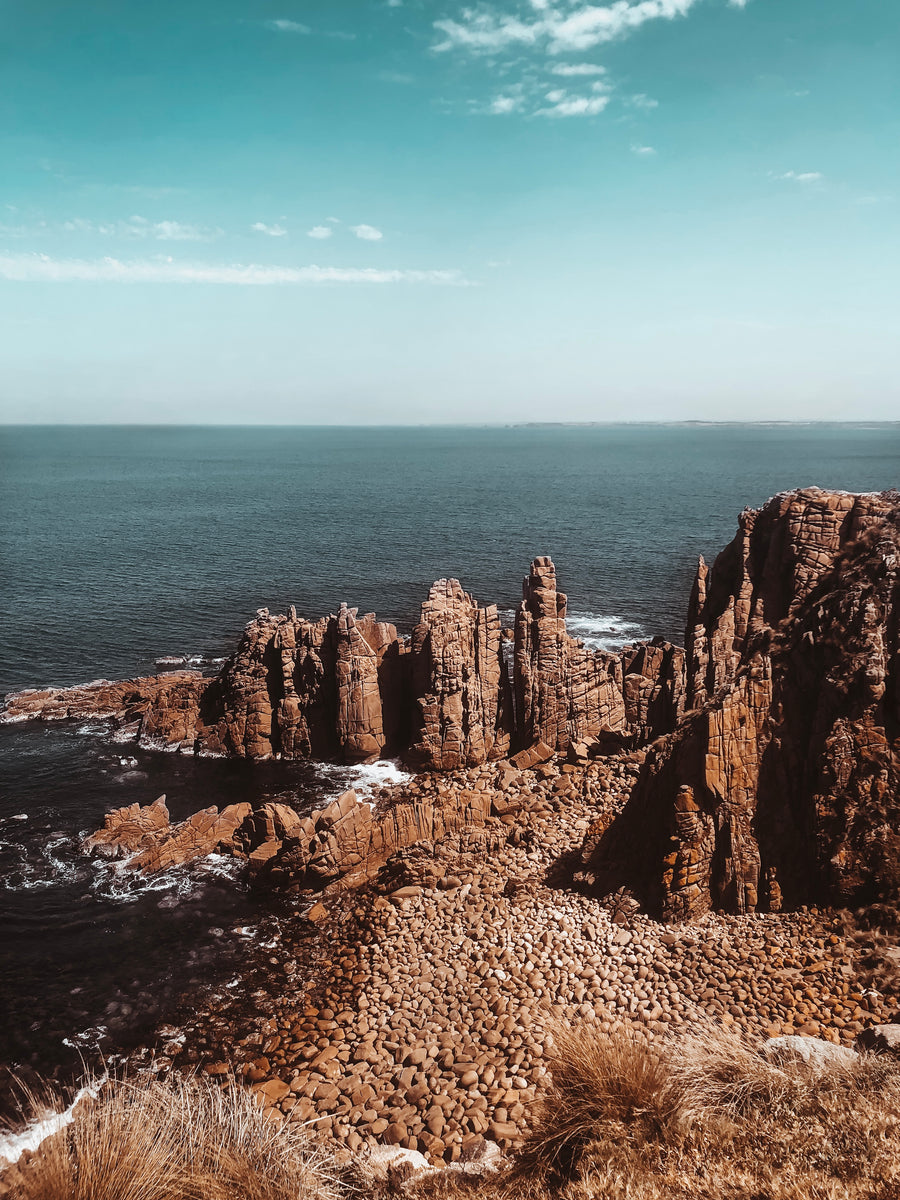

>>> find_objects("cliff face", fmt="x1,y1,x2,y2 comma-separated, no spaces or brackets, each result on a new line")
407,579,513,770
582,488,900,919
3,560,683,770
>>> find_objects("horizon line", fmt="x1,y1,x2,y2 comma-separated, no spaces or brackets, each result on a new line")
3,420,900,430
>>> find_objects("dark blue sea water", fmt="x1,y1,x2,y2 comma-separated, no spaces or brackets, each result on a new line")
1,423,898,1079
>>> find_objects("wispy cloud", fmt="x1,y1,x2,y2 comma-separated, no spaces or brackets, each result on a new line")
251,222,287,237
431,2,745,119
772,170,823,184
536,81,610,117
307,225,333,239
627,92,659,108
550,62,606,76
854,193,895,206
537,91,610,116
63,215,220,241
631,143,657,155
265,19,311,33
351,224,384,240
489,94,525,114
0,254,469,286
433,0,703,56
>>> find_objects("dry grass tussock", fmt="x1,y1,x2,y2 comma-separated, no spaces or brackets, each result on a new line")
2,1071,341,1200
410,1023,900,1200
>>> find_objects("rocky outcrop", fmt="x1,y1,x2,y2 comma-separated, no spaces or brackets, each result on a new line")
252,785,498,892
3,561,686,769
407,580,512,770
514,558,627,751
620,639,685,741
582,488,900,920
685,488,894,709
81,795,251,872
1,671,207,735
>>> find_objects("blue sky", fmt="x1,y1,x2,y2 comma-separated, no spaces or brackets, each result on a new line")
1,0,897,422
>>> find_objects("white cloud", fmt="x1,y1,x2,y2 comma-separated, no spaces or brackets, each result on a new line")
550,62,606,75
0,254,469,286
631,143,657,154
773,171,823,184
265,19,311,33
490,94,524,113
251,222,287,236
728,0,749,7
430,2,745,119
63,216,220,241
351,224,384,240
434,0,703,56
537,89,610,116
307,225,333,239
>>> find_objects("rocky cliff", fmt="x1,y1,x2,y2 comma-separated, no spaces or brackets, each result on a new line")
2,560,682,770
581,488,900,919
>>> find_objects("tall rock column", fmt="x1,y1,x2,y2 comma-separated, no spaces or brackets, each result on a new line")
407,579,512,770
583,489,900,921
334,606,397,763
514,557,627,752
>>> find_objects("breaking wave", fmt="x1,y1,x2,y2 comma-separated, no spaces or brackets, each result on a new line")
0,1078,106,1167
500,609,645,653
317,758,412,800
565,612,645,652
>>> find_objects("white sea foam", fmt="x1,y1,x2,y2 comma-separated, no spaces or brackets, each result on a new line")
318,758,412,800
565,612,645,653
75,720,112,737
500,608,644,653
0,1078,105,1167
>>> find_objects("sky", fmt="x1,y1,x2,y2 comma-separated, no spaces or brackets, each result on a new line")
0,0,898,423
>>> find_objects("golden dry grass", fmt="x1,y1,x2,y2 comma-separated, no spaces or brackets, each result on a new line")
2,1072,341,1200
6,1025,900,1200
409,1023,900,1200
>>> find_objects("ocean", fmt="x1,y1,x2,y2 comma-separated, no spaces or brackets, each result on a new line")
1,422,898,1081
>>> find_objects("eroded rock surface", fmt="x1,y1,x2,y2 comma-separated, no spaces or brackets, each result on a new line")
3,562,685,769
582,488,900,920
407,579,512,770
81,795,250,872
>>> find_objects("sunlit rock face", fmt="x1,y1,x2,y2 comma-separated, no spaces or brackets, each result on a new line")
582,488,900,920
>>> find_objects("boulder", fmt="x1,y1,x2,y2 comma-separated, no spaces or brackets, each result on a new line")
760,1036,857,1071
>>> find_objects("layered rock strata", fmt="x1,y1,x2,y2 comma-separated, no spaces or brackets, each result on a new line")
514,557,628,752
582,488,900,920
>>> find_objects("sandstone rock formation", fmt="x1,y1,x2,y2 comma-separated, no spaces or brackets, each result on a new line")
81,794,251,872
3,562,685,769
514,557,627,752
582,488,900,920
2,671,206,734
407,579,512,770
251,785,497,893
